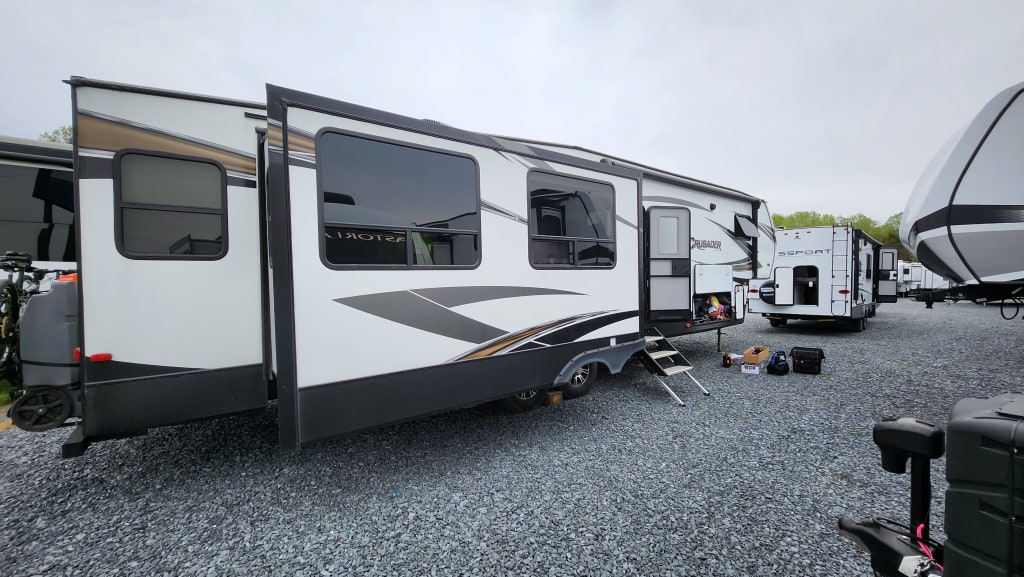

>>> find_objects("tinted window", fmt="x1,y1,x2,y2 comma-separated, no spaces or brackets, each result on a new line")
319,132,480,267
529,172,615,268
0,163,75,261
117,153,226,259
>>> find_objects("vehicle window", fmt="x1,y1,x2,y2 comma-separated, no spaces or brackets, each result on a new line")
318,132,480,267
116,153,226,259
528,172,615,268
0,163,76,261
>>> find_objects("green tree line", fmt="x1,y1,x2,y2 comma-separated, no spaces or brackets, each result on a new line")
772,211,914,261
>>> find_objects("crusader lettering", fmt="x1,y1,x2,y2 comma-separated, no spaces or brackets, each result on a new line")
690,239,722,250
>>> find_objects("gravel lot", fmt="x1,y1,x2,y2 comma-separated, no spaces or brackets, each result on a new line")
2,298,1021,576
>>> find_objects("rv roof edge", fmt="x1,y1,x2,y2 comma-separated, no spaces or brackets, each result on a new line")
66,76,267,110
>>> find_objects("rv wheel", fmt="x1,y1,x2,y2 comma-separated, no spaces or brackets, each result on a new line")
500,389,545,413
560,362,600,400
851,317,866,332
9,386,73,432
769,318,787,328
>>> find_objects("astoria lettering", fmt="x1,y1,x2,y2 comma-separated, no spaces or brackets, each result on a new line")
326,231,406,243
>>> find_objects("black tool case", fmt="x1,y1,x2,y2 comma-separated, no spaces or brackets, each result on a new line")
789,347,825,374
943,392,1024,577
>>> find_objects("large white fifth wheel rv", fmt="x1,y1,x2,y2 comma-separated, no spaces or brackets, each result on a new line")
747,225,898,331
3,77,771,457
901,80,1024,304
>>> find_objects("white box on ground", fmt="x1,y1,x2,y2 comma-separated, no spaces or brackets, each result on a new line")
741,363,760,375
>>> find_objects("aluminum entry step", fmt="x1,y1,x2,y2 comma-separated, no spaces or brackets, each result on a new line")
645,335,664,343
647,350,678,360
662,365,692,376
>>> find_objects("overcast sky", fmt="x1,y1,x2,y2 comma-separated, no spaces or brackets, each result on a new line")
3,0,1023,221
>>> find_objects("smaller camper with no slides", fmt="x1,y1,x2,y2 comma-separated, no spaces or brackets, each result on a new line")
747,225,898,331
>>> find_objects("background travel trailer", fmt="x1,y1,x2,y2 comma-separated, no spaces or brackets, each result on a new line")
1,77,770,457
747,225,898,331
896,260,950,297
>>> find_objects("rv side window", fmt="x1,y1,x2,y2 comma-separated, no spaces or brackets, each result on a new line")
528,172,615,268
318,132,480,268
734,214,759,239
0,163,76,262
115,153,227,259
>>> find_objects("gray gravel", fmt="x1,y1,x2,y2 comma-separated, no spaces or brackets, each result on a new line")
2,298,1021,576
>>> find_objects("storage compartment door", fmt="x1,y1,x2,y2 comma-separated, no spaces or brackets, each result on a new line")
876,247,898,303
647,206,690,321
773,267,794,306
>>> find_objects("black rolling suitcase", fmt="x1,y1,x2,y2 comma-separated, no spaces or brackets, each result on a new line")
789,347,825,374
944,392,1024,576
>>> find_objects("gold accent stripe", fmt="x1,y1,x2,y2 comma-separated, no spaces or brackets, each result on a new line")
267,125,315,156
76,113,258,175
457,321,564,361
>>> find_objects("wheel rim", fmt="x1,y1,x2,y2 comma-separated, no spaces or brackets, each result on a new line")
569,365,591,388
515,390,539,401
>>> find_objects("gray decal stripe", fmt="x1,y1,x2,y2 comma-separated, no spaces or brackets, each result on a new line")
616,215,638,230
411,286,582,308
707,220,754,260
481,201,528,225
335,291,506,344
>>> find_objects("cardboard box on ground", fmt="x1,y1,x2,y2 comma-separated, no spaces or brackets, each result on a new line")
742,346,770,365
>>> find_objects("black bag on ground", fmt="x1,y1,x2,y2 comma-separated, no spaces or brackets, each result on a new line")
766,350,789,375
789,347,825,374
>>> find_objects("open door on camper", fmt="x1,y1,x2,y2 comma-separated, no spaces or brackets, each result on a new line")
646,206,691,322
876,247,898,303
773,267,795,306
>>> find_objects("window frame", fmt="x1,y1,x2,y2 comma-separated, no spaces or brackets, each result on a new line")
113,149,229,261
526,169,617,270
315,128,482,270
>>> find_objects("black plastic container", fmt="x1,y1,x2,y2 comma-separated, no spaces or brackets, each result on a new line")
789,346,824,375
944,392,1024,577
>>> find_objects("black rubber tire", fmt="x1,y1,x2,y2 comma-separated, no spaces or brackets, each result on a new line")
560,362,599,400
851,316,866,332
10,386,73,432
499,389,545,413
768,318,787,328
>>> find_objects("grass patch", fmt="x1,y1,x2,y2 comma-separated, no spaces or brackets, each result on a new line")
0,379,12,407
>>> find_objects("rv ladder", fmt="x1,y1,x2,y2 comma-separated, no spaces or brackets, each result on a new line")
831,227,851,316
639,329,710,406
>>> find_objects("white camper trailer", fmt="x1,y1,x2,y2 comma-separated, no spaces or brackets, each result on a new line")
747,225,898,330
901,81,1024,303
491,138,775,337
896,260,950,297
2,77,770,456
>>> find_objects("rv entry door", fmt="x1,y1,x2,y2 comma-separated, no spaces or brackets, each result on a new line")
647,206,691,321
876,247,898,303
773,267,795,306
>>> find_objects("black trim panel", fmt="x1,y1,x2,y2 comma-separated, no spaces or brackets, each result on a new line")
76,155,113,179
297,338,621,445
82,364,266,437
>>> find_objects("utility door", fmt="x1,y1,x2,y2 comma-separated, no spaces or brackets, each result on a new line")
773,267,795,306
71,79,267,438
876,247,898,303
647,206,690,321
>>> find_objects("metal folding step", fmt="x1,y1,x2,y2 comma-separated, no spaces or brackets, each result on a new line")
638,328,710,406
